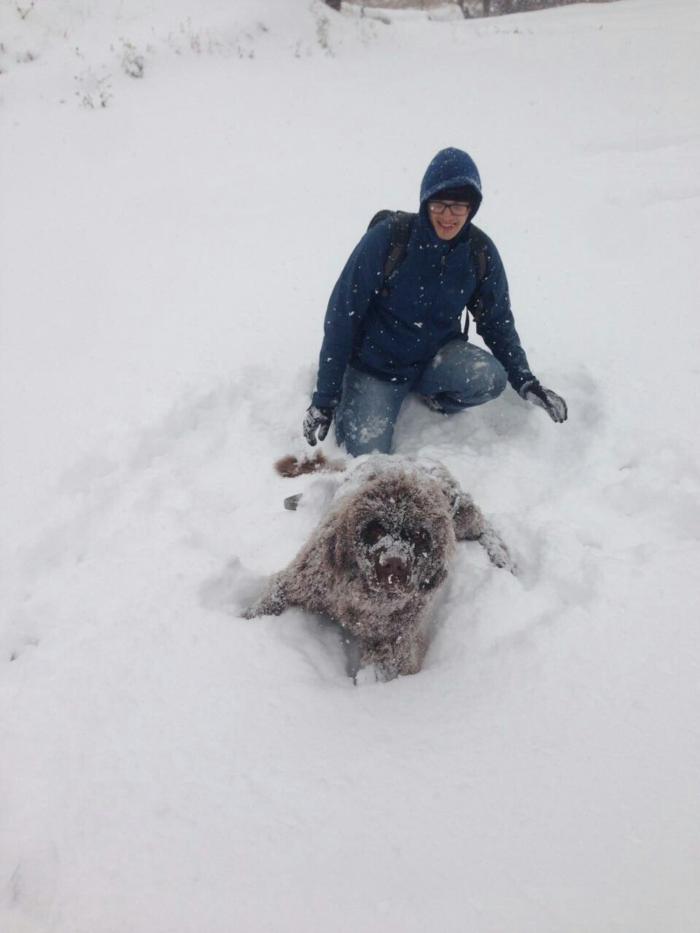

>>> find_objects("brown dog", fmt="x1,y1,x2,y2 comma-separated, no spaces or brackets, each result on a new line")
244,455,512,680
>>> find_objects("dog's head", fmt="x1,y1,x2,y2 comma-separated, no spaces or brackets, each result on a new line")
328,470,456,601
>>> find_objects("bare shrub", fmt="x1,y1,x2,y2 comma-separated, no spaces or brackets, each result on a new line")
120,40,145,78
74,67,113,109
337,0,618,15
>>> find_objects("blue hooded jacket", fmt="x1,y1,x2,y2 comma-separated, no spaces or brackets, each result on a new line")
311,148,534,410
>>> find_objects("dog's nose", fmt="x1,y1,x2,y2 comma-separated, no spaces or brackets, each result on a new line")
376,556,410,587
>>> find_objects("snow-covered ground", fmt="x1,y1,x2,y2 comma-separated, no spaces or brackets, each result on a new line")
1,1,699,930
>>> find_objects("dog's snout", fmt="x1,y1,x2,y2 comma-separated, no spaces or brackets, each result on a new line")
382,556,406,575
375,554,411,587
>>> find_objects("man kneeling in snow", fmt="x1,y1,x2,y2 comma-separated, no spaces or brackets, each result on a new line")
303,147,567,456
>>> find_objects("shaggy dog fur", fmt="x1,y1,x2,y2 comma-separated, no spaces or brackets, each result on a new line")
243,455,512,681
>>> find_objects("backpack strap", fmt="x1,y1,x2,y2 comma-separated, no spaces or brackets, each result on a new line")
368,210,416,297
467,223,489,283
368,212,487,299
464,224,494,330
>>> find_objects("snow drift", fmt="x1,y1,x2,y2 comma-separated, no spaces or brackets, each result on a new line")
1,1,699,931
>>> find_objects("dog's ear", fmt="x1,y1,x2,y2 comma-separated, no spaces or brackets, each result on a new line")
326,532,339,569
420,565,448,592
323,510,344,564
332,530,357,576
326,514,361,579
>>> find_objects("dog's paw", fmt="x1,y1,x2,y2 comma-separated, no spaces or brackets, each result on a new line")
199,558,268,617
352,664,383,686
479,528,517,575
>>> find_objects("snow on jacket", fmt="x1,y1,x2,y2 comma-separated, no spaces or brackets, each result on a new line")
311,148,534,410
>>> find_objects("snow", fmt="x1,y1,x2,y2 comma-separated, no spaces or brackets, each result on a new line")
1,0,699,930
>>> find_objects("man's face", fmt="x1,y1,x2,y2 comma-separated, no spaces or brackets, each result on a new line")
427,200,471,240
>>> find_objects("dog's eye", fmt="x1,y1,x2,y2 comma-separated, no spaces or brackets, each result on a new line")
410,528,432,554
362,521,386,546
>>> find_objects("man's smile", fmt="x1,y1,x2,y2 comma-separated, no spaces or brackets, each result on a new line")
434,216,460,238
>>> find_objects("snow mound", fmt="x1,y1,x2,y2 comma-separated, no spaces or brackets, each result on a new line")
2,1,700,931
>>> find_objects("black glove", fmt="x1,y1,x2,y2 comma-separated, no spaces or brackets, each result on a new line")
520,380,568,423
303,405,334,446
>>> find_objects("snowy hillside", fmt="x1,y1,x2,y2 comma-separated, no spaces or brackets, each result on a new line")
1,1,699,931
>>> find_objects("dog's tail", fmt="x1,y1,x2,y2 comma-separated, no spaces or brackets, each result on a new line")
275,451,346,478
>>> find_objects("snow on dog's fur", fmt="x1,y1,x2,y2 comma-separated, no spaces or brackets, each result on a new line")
244,454,512,680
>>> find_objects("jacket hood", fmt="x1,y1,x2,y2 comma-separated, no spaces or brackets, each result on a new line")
419,147,483,219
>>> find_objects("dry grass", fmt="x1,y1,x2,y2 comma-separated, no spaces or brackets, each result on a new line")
342,0,617,11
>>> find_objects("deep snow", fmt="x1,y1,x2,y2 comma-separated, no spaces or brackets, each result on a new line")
1,1,699,931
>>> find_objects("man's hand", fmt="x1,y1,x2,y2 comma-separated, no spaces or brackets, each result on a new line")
303,405,334,446
520,380,568,423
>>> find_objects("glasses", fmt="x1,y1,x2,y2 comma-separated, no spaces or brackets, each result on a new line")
427,200,471,217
